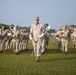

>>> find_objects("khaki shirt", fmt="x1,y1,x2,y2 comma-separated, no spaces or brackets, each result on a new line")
71,32,76,41
30,23,43,41
55,30,62,41
60,29,69,42
13,30,21,39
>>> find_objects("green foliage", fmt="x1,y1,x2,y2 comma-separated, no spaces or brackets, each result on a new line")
0,23,9,29
70,25,76,28
0,38,76,75
0,23,30,32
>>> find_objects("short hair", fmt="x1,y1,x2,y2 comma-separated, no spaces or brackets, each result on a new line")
35,16,39,20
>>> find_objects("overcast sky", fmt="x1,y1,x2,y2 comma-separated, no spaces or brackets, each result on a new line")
0,0,76,30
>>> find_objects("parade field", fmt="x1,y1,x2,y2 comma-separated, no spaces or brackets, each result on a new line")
0,37,76,75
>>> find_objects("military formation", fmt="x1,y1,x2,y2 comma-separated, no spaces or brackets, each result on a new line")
55,25,70,55
0,25,29,55
0,16,76,62
55,24,76,55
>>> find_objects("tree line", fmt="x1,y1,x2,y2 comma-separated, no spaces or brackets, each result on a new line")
0,23,61,33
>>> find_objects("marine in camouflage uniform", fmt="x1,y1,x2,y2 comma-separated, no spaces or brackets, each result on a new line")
60,25,69,55
71,29,76,49
12,25,21,55
55,28,62,50
30,17,45,62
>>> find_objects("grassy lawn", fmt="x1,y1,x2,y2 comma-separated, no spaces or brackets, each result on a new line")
0,37,76,75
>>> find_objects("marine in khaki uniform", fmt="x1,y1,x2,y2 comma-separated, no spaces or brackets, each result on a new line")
5,29,12,50
30,17,45,62
43,23,51,51
0,26,7,52
60,25,69,55
20,29,29,51
71,29,76,49
39,25,46,54
0,29,2,52
44,31,49,50
55,28,62,50
12,25,21,55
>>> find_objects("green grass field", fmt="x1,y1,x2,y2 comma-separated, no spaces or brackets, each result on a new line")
0,37,76,75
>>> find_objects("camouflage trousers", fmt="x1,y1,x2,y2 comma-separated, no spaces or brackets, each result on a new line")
32,39,42,57
61,39,68,52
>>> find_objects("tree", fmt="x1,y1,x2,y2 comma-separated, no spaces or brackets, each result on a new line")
0,23,9,29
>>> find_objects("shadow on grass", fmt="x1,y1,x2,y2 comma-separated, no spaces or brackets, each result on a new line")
45,48,76,54
0,48,34,55
41,57,76,62
0,48,75,55
45,48,61,54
